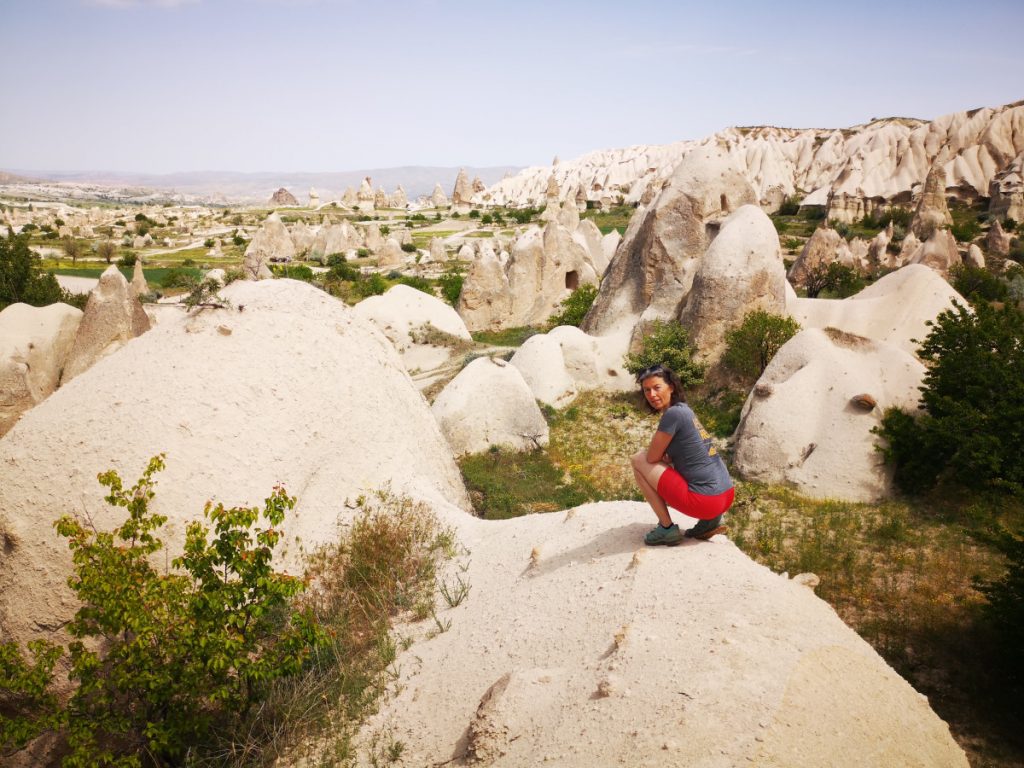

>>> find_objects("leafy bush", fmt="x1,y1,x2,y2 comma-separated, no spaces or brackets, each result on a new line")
398,275,433,295
379,225,390,236
777,196,800,216
468,210,480,219
0,456,327,766
400,242,417,253
722,310,801,382
481,214,493,225
876,301,1024,494
547,283,598,328
951,219,981,243
115,249,135,267
352,273,388,299
0,231,65,310
804,262,865,299
622,319,705,388
356,247,370,258
328,259,360,281
439,271,463,306
271,264,314,282
160,266,203,289
1003,218,1018,233
949,263,1009,305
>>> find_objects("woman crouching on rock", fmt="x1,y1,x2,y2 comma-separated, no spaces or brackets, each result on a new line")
631,364,734,546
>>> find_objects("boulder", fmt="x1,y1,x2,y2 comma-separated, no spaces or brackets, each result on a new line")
0,280,470,667
910,163,953,239
0,302,82,436
908,228,961,278
456,247,511,330
377,238,405,270
130,257,148,297
788,227,851,288
985,219,1012,255
244,212,296,267
431,356,548,455
786,264,965,358
965,243,985,268
61,265,150,384
268,187,299,206
457,243,476,261
364,222,384,252
679,205,787,365
290,221,317,255
733,327,926,501
582,148,758,340
429,238,447,263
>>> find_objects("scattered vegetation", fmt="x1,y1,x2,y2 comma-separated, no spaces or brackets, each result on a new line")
580,204,635,235
722,310,801,383
547,282,598,328
622,319,705,388
0,231,77,310
470,326,540,347
802,261,865,299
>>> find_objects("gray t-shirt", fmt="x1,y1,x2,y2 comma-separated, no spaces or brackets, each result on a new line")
658,403,733,495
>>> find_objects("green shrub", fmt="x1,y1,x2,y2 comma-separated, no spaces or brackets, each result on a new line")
232,235,246,247
1003,218,1017,232
468,210,480,219
400,241,417,253
949,263,1009,305
328,260,360,281
352,273,388,299
379,225,390,236
876,301,1024,494
548,283,598,328
160,266,203,289
116,251,136,267
272,263,314,282
481,214,493,225
804,262,865,299
0,232,65,310
439,271,463,305
723,311,801,382
622,319,705,388
777,196,800,216
356,247,370,258
977,526,1024,687
951,219,981,242
398,275,433,295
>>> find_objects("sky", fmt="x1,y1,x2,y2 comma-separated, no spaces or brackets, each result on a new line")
1,0,1022,175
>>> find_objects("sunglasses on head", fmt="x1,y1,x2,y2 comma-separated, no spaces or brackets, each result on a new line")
637,365,666,381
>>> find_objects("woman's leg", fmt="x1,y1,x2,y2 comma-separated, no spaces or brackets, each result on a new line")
630,451,671,526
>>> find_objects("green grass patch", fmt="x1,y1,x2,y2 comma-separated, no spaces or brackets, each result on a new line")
52,267,188,285
581,204,634,235
470,326,540,347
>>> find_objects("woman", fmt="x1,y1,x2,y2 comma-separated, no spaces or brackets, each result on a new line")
630,364,734,546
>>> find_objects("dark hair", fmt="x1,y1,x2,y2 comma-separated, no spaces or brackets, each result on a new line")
636,364,685,412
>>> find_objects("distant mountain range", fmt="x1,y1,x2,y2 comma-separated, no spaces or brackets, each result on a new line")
0,166,521,205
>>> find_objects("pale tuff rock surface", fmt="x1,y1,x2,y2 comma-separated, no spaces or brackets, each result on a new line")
0,302,82,436
61,265,150,384
788,227,854,288
479,101,1024,220
364,222,383,252
457,242,476,261
510,325,632,408
787,264,965,359
431,356,548,455
966,243,986,268
457,247,512,329
129,257,148,297
732,327,926,502
289,220,317,256
268,186,299,206
391,184,408,209
0,279,470,659
989,151,1024,221
308,187,319,208
910,162,954,239
678,205,787,365
431,182,449,208
429,237,448,262
353,284,471,375
908,228,961,278
986,218,1012,255
377,237,405,269
583,148,758,340
374,187,388,209
244,212,296,267
358,500,968,767
451,168,474,211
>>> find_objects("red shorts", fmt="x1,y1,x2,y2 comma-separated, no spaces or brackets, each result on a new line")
657,468,735,520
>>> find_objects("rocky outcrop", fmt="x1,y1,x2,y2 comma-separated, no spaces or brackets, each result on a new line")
60,265,151,384
432,357,548,455
357,177,375,212
787,227,852,290
451,168,474,212
374,186,388,209
0,280,470,672
268,187,298,206
391,185,408,209
429,238,447,262
377,238,405,270
966,243,985,268
456,246,511,329
244,212,296,267
988,151,1024,222
130,258,148,297
986,219,1012,255
910,163,953,239
908,228,961,278
309,220,362,262
679,205,787,365
733,327,925,502
431,183,449,209
582,148,758,340
0,302,82,436
364,222,383,252
308,187,319,208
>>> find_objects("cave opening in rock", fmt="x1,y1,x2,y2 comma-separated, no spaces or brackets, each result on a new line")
565,270,579,290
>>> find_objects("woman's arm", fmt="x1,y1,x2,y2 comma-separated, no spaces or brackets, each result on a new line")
646,430,673,465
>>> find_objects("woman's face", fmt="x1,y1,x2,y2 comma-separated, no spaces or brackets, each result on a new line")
641,375,673,412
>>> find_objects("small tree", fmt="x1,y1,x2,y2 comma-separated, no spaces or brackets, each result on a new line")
96,240,117,264
803,261,864,298
623,319,705,388
723,310,801,381
62,236,81,266
0,231,64,310
548,283,598,328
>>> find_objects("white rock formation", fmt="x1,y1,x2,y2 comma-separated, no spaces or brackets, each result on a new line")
61,265,151,384
733,327,925,502
244,212,296,267
456,243,476,261
431,183,449,209
965,243,985,268
451,168,474,212
908,228,961,278
0,279,470,663
583,148,758,340
787,264,965,358
130,258,148,297
431,356,548,455
377,238,406,270
910,163,954,239
364,222,383,253
429,237,447,263
788,227,852,288
290,220,317,256
988,151,1024,222
986,219,1012,255
0,302,82,436
457,247,511,330
679,205,787,365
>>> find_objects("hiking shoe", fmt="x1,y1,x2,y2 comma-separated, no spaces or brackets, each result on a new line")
645,523,683,546
683,524,728,541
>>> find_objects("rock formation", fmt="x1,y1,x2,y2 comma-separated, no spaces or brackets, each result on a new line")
986,219,1012,255
432,356,549,455
583,148,758,341
429,237,447,262
364,222,383,252
678,205,787,365
130,257,148,297
268,187,298,206
357,177,375,212
60,265,151,384
431,183,449,209
308,187,319,208
733,327,925,502
456,246,511,329
244,212,296,268
309,220,361,262
788,226,853,288
0,280,470,670
374,186,388,209
910,163,953,239
908,228,961,278
289,221,316,256
966,243,985,268
391,185,408,209
377,238,405,270
0,302,82,436
988,151,1024,222
451,168,474,212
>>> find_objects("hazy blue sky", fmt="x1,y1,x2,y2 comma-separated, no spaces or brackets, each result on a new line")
2,0,1021,174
